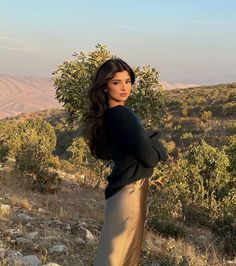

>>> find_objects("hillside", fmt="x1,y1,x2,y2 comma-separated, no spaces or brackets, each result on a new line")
0,74,62,120
0,82,235,266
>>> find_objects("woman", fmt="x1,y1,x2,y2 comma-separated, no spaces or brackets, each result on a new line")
81,58,168,266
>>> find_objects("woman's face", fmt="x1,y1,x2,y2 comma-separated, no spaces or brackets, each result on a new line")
106,70,132,108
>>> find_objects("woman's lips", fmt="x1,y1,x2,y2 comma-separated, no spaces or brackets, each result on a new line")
120,93,128,96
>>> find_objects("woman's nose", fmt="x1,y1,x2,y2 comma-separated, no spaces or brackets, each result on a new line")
121,82,127,91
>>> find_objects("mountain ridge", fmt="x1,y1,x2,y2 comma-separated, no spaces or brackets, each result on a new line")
0,73,62,119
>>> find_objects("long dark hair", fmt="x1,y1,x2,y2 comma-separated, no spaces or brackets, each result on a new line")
81,58,135,160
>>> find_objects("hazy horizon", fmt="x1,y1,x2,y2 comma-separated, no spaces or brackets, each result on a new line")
0,0,236,85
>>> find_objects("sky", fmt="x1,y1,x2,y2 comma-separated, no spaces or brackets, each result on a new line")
0,0,236,85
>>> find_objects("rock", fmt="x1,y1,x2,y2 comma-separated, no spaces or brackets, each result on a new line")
16,236,30,244
17,213,33,223
40,236,59,242
6,228,22,237
28,231,39,240
79,221,88,227
77,174,85,181
6,249,23,265
3,193,10,200
50,244,68,254
65,224,71,230
75,237,85,245
85,229,96,245
21,255,42,266
0,204,10,217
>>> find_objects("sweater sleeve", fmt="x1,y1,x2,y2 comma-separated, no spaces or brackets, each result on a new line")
149,133,168,161
105,106,161,168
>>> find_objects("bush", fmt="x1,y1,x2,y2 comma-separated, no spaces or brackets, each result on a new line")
200,110,212,122
181,107,189,117
187,139,231,210
67,136,112,186
213,189,236,256
48,155,61,169
225,139,236,175
15,117,59,193
26,168,61,193
180,133,193,146
0,140,9,164
0,121,22,158
147,140,234,238
148,217,186,239
222,102,236,115
226,121,236,135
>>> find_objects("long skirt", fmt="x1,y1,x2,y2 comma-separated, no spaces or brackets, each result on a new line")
93,177,149,266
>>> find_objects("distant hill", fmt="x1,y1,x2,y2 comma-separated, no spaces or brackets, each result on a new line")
160,80,200,90
0,73,62,119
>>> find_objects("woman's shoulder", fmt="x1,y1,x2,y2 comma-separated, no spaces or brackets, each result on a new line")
104,105,144,137
104,105,138,125
105,105,135,117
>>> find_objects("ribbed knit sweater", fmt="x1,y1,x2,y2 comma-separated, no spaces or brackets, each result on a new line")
103,105,168,200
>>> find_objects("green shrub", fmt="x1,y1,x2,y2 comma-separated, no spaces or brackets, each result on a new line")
15,117,59,192
187,139,231,210
181,107,189,117
148,217,186,239
180,133,193,146
225,139,236,174
27,168,61,193
181,133,193,140
200,110,212,122
222,102,236,115
226,121,236,135
0,140,9,164
213,189,236,256
67,136,91,167
67,136,111,186
0,121,22,158
147,140,234,235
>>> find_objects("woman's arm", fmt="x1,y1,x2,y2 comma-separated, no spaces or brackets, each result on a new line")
146,129,168,161
105,107,166,168
127,134,161,168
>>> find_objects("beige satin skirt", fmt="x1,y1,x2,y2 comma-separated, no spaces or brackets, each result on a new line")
93,177,149,266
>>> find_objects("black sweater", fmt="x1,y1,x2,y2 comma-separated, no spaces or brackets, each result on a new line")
103,105,168,200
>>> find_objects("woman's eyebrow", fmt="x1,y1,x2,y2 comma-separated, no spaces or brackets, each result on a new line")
111,78,131,81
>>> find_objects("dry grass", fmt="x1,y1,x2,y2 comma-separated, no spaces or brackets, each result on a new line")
0,164,230,266
142,230,227,266
11,194,32,210
0,203,10,218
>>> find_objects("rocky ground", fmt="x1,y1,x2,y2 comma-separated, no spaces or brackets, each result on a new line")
0,165,235,266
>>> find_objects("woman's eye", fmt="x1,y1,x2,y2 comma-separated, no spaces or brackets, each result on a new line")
112,82,119,85
126,80,131,84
